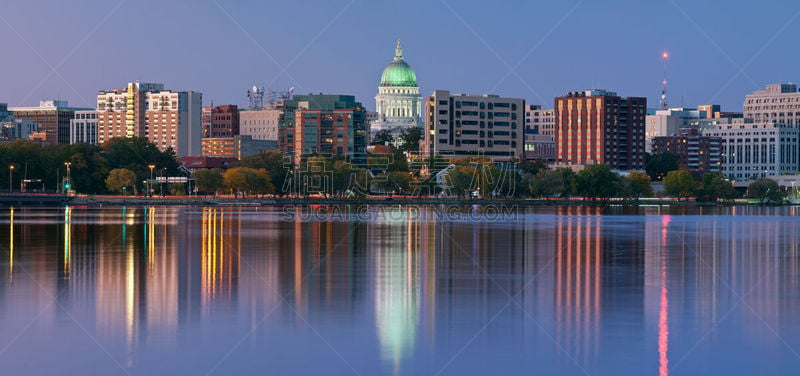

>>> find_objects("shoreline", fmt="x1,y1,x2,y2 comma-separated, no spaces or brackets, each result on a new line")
63,196,782,207
0,193,787,207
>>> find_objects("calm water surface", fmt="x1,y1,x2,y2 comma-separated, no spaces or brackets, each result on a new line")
0,205,799,375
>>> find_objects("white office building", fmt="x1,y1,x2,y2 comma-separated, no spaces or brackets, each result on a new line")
704,118,799,180
70,110,98,144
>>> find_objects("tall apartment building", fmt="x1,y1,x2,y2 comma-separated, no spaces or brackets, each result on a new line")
202,104,239,138
525,104,555,136
96,82,201,156
422,90,525,161
10,100,91,144
70,110,98,144
278,94,368,165
239,107,281,141
651,128,721,174
703,118,798,180
554,89,646,170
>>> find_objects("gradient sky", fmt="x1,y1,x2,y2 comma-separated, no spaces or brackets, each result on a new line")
1,0,799,112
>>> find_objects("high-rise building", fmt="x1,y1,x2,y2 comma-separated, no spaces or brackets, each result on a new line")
371,40,423,139
703,118,798,180
651,128,721,174
239,107,281,141
743,83,800,126
525,105,555,136
96,82,201,156
70,110,98,144
278,94,368,165
422,90,524,162
554,89,646,170
10,100,91,145
202,104,239,138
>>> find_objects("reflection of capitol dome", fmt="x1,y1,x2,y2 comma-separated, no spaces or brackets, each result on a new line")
371,39,423,138
380,42,418,87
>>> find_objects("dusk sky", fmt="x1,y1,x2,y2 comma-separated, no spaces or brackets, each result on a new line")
2,0,799,111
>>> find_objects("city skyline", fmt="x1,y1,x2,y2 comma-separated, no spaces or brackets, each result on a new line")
2,0,799,111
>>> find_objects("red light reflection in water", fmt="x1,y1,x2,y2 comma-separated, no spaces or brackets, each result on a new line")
659,215,671,376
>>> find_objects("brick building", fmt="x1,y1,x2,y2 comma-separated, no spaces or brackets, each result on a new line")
651,128,721,174
554,89,646,170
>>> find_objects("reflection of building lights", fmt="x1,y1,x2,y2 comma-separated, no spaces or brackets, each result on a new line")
64,206,72,277
125,210,136,367
374,210,420,371
659,215,671,376
8,207,13,282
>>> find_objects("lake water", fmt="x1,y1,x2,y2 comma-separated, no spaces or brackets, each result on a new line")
0,205,799,375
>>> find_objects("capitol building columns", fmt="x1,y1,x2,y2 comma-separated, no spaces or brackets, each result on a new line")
370,40,423,143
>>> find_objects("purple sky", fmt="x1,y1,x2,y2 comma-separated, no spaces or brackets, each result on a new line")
1,0,799,112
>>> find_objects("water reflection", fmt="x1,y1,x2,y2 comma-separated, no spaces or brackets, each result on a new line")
0,205,798,375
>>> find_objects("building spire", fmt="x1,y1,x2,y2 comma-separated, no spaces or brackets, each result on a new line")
394,38,403,61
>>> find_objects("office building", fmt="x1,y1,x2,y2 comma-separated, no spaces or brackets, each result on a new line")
525,105,555,136
202,104,239,138
645,108,704,153
70,110,98,144
10,100,91,144
554,89,646,170
278,94,368,165
743,83,800,127
201,135,278,159
524,133,556,161
703,118,798,180
239,107,281,141
651,128,721,174
97,81,202,157
422,90,525,161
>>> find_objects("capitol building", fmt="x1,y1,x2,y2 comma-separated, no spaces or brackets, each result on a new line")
371,40,423,139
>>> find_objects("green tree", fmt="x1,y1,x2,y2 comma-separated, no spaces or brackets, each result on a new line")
237,151,291,196
576,164,620,200
168,183,186,196
518,158,549,176
646,152,680,181
398,126,423,152
371,130,394,146
528,169,562,198
748,178,783,204
194,168,224,195
555,168,578,198
447,166,477,198
627,171,654,199
247,168,275,197
103,137,180,193
663,170,695,200
106,168,136,195
224,167,250,197
376,171,413,195
696,172,738,202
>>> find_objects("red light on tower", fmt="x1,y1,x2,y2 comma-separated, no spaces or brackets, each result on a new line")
662,51,669,59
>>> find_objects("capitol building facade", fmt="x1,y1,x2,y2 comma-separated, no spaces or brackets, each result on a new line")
371,40,423,139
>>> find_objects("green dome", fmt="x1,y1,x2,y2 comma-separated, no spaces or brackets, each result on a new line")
380,40,418,87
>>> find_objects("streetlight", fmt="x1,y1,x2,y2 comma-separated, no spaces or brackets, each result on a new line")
8,165,13,193
64,162,72,194
148,164,155,197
